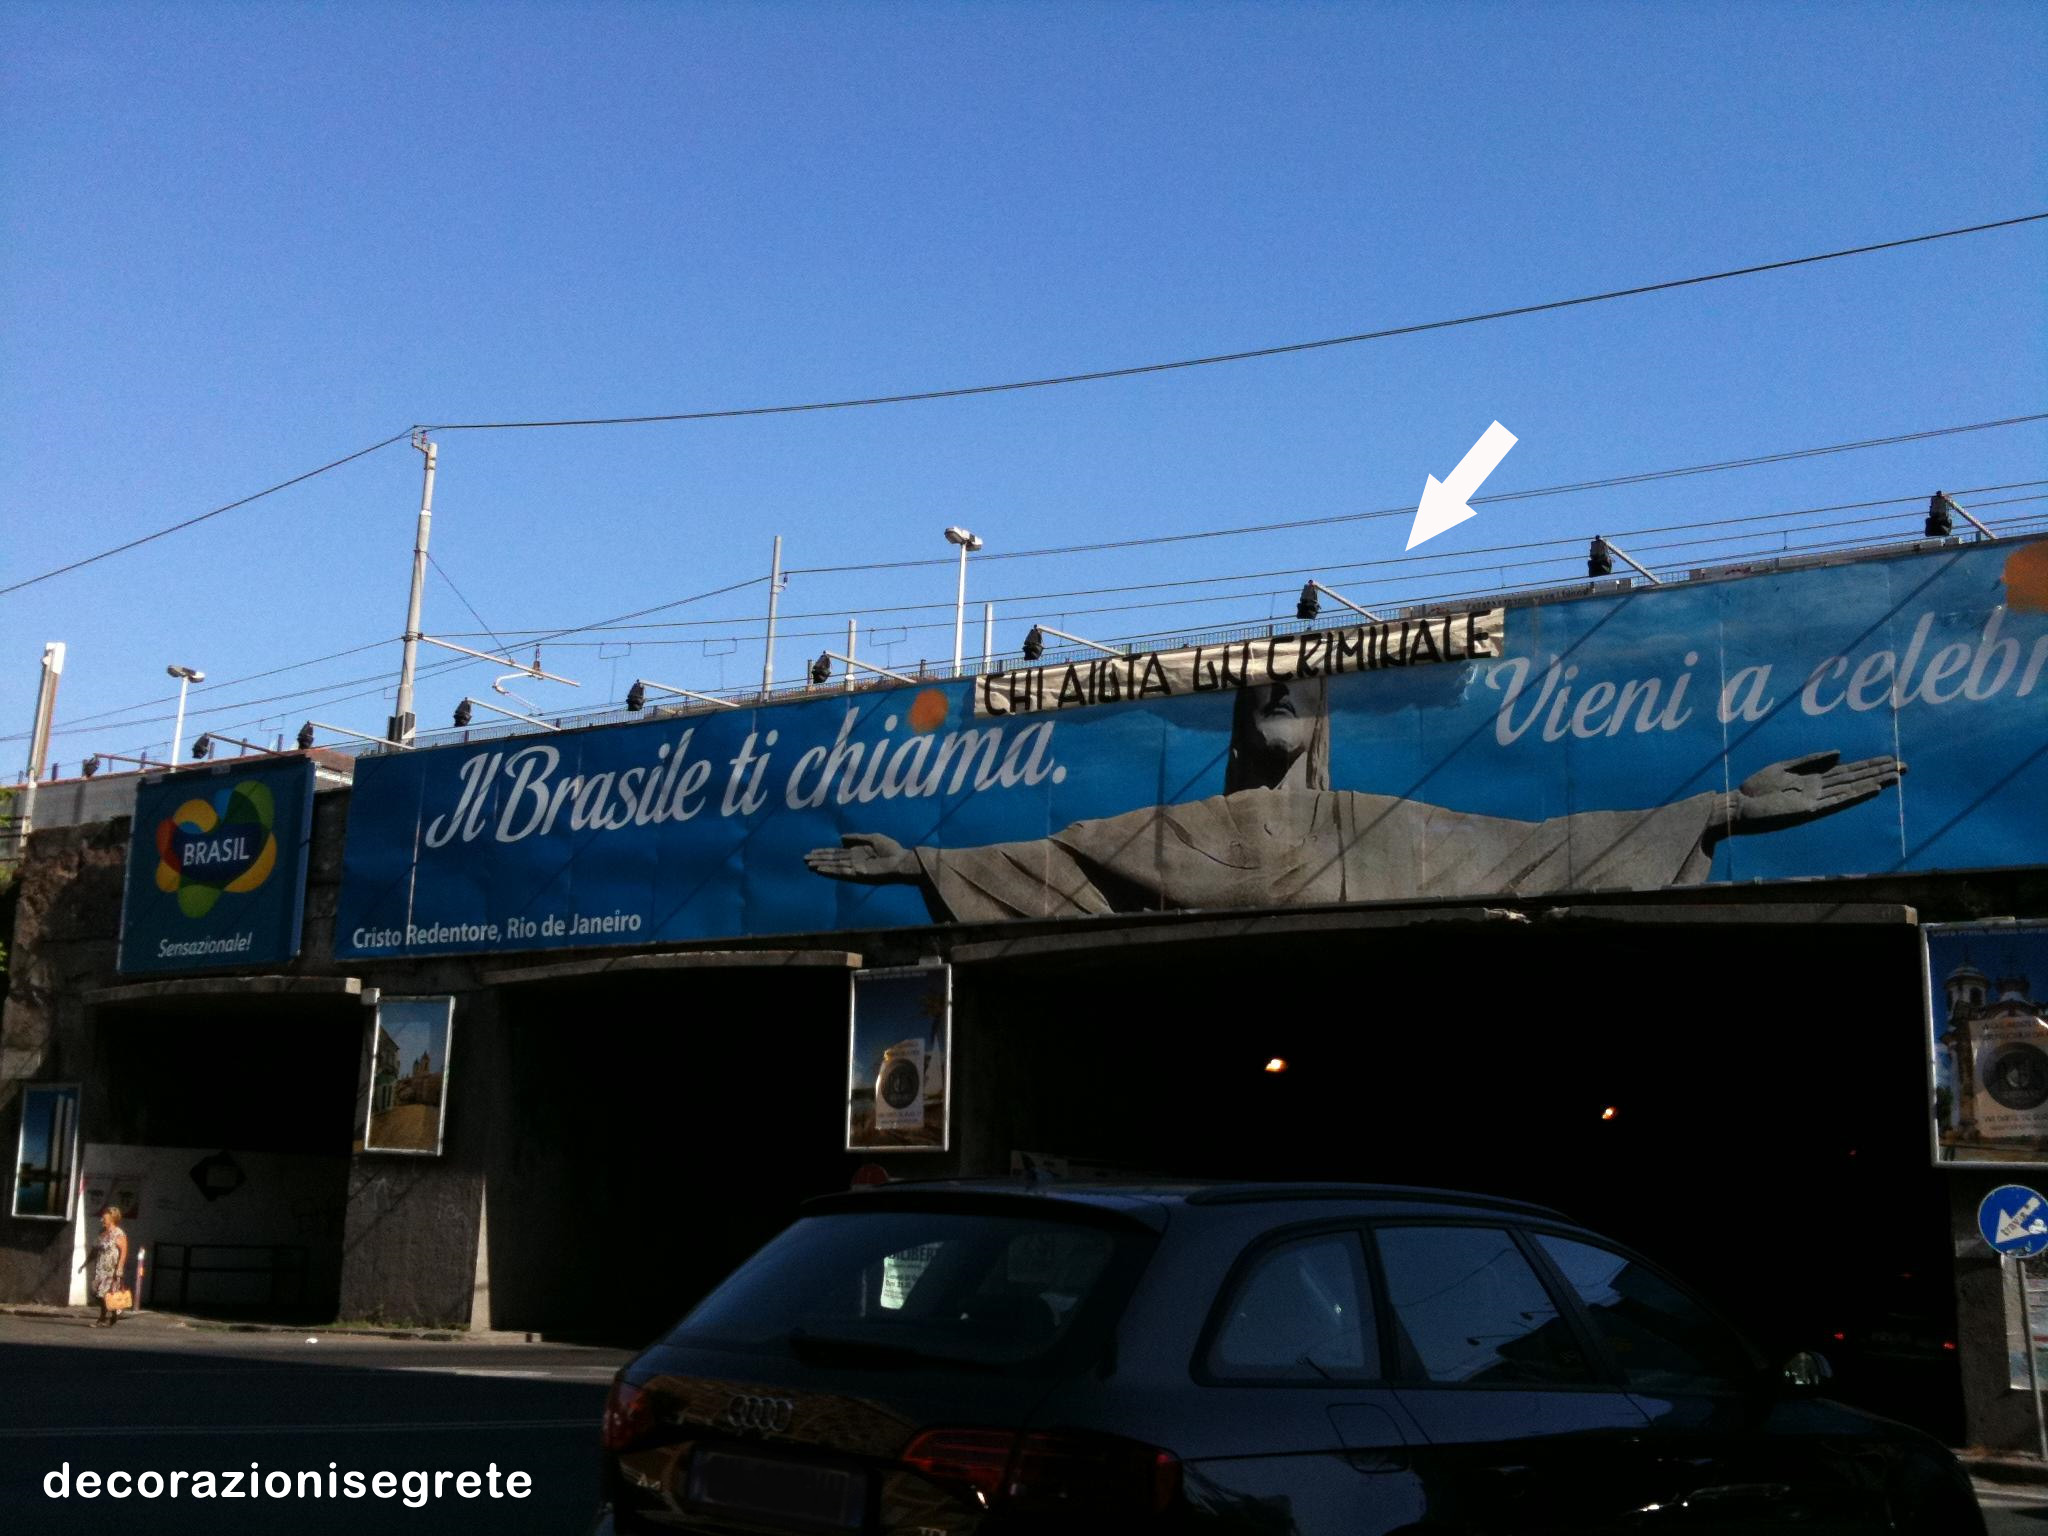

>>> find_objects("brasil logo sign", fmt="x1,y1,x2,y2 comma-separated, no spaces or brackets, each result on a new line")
154,780,280,917
119,757,315,974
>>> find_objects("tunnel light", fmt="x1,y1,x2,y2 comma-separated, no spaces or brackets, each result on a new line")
1264,1058,1288,1074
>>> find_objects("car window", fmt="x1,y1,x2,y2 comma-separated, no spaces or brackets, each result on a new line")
1208,1231,1378,1381
670,1209,1144,1370
1375,1225,1591,1386
1534,1233,1759,1394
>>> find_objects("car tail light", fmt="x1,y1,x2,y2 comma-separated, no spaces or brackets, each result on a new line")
902,1427,1181,1513
901,1429,1015,1501
602,1378,657,1451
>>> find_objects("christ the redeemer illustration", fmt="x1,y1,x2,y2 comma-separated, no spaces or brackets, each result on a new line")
804,677,1903,920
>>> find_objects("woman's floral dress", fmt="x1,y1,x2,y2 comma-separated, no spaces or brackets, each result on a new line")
90,1226,125,1300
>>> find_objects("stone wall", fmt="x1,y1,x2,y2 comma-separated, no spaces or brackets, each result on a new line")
0,819,126,1303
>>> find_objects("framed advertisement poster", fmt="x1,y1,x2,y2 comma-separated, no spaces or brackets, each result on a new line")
11,1083,80,1221
1928,920,2048,1167
847,965,950,1153
363,997,454,1156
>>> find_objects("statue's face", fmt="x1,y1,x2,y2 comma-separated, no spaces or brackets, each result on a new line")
1243,682,1314,762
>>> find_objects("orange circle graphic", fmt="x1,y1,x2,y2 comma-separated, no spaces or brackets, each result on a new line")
908,688,950,734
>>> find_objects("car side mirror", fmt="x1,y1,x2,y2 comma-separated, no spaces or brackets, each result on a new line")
1781,1349,1833,1391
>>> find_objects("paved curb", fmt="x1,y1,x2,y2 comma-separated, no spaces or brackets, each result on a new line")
1,1304,539,1344
1957,1449,2048,1486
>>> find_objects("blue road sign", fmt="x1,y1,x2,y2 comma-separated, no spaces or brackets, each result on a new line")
1980,1185,2048,1257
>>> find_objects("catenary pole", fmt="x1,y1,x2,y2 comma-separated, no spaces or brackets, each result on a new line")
762,536,783,697
14,642,64,856
390,432,439,745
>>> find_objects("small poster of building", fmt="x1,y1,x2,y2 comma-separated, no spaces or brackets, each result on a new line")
1928,921,2048,1167
363,997,454,1156
847,966,949,1153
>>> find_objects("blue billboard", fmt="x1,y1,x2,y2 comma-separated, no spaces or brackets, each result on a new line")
118,758,317,973
335,537,2048,960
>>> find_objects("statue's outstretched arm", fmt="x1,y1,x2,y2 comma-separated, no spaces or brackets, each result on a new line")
803,832,922,884
1718,751,1904,838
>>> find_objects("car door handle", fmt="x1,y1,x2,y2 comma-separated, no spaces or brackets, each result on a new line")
1688,1482,1792,1504
1341,1449,1412,1475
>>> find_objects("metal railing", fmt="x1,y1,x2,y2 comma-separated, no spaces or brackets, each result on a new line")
147,1242,310,1313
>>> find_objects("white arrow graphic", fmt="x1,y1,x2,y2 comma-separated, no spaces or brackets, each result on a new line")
2000,1195,2047,1244
1408,421,1518,550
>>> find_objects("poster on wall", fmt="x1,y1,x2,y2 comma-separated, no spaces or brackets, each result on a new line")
847,966,950,1153
1927,920,2048,1167
118,758,317,974
10,1083,80,1220
335,537,2048,961
362,997,454,1156
82,1171,144,1220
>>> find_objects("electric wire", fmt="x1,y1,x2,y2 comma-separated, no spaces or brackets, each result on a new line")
428,554,511,659
785,415,2048,574
23,638,402,739
102,501,2046,757
419,214,2048,434
33,480,2045,756
63,575,777,756
0,431,417,599
9,216,2042,601
429,478,2048,642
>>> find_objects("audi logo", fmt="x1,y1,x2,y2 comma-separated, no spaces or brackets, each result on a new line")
720,1394,796,1434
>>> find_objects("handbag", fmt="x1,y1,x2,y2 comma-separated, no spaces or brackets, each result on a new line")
104,1288,133,1313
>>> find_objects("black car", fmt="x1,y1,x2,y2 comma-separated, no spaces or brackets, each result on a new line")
592,1181,1983,1534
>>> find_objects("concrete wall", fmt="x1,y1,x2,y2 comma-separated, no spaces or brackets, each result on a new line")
81,1142,350,1311
335,980,491,1330
1,819,126,1304
1951,1170,2048,1453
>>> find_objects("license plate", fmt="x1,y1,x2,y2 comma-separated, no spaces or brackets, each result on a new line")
687,1449,867,1530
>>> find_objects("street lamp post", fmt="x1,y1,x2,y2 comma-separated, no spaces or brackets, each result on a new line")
166,664,204,766
944,526,983,677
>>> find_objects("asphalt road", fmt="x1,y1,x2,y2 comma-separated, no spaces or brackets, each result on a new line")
6,1310,2047,1534
1980,1478,2048,1535
0,1311,629,1535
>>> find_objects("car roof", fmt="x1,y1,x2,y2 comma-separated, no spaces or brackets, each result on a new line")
805,1178,1570,1226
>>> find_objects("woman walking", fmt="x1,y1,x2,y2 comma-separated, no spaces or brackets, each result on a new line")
87,1206,129,1327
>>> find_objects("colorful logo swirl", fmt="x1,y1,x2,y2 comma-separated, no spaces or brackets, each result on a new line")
153,780,279,918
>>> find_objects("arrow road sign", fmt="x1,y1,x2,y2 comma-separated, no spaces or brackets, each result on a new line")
1980,1184,2048,1257
1408,421,1518,551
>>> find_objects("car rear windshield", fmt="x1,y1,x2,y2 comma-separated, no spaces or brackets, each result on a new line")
667,1206,1153,1371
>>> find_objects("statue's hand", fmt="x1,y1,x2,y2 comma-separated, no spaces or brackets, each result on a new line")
1727,750,1904,835
803,832,920,884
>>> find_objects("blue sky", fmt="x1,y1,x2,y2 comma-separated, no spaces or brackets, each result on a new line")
3,1,2044,769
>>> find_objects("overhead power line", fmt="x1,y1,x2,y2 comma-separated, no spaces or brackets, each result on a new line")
428,553,510,658
55,575,774,753
28,637,402,738
0,431,416,599
71,499,2048,763
455,488,2048,649
5,214,2040,601
22,463,2042,751
419,213,2048,433
788,413,2048,573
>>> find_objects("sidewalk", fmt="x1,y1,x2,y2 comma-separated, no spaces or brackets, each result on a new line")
0,1303,537,1344
1958,1447,2048,1486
